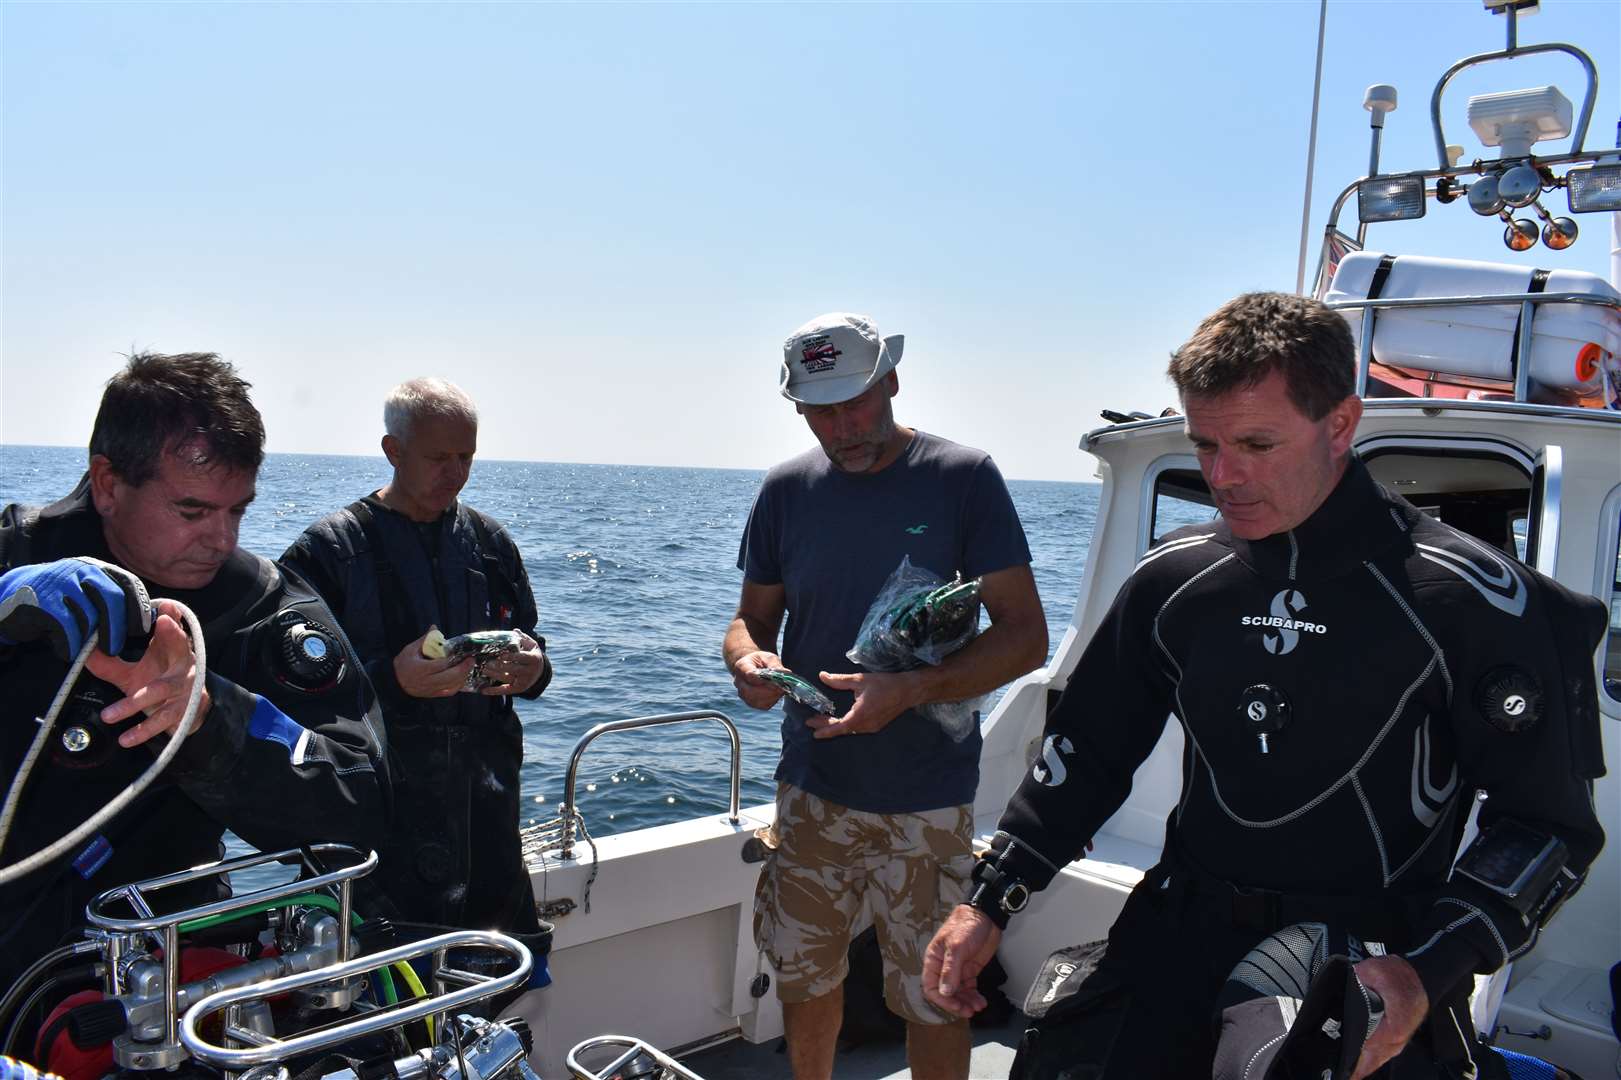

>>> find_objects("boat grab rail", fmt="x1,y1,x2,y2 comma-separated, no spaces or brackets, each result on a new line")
546,711,743,861
566,1035,711,1080
1427,2,1599,172
1324,291,1619,402
180,930,531,1069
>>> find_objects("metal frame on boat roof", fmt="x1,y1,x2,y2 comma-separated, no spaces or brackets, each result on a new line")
1428,2,1600,170
1328,290,1619,402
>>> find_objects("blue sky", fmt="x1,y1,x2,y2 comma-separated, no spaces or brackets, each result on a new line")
2,1,1617,482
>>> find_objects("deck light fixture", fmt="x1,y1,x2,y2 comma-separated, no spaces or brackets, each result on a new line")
1565,163,1621,213
1357,177,1427,222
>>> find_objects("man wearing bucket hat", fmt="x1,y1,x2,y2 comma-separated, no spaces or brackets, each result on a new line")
723,312,1048,1080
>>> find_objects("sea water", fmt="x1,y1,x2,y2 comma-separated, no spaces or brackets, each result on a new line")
1,444,1101,837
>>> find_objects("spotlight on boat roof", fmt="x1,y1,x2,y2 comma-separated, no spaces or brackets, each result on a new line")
1565,163,1621,213
1467,86,1572,159
1357,177,1426,223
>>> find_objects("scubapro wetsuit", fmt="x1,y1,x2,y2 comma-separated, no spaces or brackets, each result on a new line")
0,478,391,994
985,457,1607,1079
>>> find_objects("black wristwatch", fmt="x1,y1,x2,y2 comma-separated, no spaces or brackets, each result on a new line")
968,856,1030,929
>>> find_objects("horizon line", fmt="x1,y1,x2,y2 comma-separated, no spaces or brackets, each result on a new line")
0,441,1098,487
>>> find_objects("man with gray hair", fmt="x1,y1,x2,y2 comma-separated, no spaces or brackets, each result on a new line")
283,377,551,936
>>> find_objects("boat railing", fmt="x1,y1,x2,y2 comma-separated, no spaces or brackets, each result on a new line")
566,1034,711,1080
525,711,743,862
1325,291,1620,403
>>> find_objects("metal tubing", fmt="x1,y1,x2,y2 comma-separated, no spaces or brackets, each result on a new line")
164,924,180,1051
1429,42,1598,169
337,881,353,965
181,931,531,1069
556,711,743,859
566,1035,711,1080
1356,308,1375,397
1515,299,1536,401
1535,445,1563,577
1327,291,1618,312
88,845,376,933
1327,291,1618,405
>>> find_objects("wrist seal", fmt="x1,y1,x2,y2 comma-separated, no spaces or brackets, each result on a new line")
968,856,1029,930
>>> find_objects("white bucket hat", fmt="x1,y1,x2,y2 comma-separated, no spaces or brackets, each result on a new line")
779,312,904,405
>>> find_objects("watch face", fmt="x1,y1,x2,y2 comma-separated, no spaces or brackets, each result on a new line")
1003,882,1030,914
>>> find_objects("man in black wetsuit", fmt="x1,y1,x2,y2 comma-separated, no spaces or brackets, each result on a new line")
281,377,550,936
923,293,1608,1079
0,352,390,995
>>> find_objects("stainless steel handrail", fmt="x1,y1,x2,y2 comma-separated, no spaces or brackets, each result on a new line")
1326,291,1619,405
180,930,531,1068
550,711,743,860
566,1035,711,1080
1428,41,1598,171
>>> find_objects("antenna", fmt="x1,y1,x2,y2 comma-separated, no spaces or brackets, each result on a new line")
1294,0,1329,295
1364,85,1398,177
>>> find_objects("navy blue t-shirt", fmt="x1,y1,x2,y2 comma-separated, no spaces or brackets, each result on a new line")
737,430,1032,813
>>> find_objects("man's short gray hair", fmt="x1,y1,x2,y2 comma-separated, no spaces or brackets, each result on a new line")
383,377,479,442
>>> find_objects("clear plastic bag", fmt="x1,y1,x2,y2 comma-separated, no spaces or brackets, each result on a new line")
423,627,527,692
846,557,986,740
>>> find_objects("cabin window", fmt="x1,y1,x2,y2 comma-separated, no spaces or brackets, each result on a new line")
1149,467,1215,547
1359,444,1532,558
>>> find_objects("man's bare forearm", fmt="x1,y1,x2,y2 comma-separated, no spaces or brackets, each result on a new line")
723,614,779,668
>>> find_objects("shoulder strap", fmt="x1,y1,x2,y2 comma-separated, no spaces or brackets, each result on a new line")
460,507,523,628
346,499,421,655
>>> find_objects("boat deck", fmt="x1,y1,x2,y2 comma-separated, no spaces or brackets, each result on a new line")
676,1009,1027,1080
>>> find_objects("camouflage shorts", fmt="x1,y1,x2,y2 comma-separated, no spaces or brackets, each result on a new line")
752,782,973,1026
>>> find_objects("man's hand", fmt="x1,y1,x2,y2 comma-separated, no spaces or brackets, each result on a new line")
88,599,210,748
1349,955,1429,1080
805,670,920,739
923,905,1002,1019
0,557,154,662
395,630,476,698
478,631,546,696
731,650,787,710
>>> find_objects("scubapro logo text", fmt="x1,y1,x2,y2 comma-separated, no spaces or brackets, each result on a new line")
1241,589,1326,655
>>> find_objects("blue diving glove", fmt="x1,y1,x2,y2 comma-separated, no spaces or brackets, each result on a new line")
0,557,155,662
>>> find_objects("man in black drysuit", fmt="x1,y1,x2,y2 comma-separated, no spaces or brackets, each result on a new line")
923,293,1607,1079
0,352,390,998
281,376,550,936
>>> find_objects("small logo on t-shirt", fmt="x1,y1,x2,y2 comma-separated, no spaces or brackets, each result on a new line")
905,524,929,535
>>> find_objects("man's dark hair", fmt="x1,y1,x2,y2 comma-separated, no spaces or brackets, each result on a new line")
88,352,266,486
1167,292,1355,420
